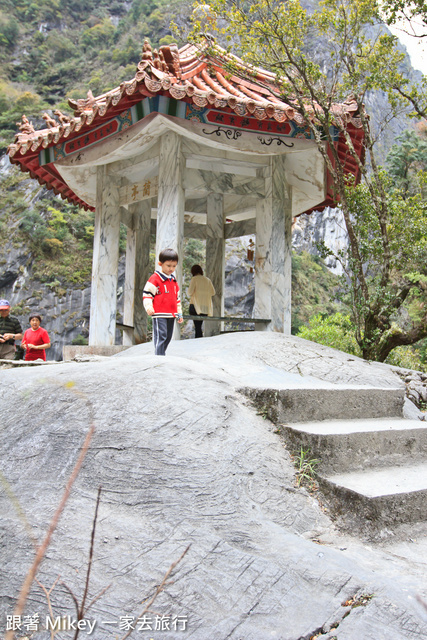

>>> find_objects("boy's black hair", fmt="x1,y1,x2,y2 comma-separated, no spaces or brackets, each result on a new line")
29,313,42,322
159,248,179,263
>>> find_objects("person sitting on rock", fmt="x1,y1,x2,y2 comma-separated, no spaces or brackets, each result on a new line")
0,299,23,360
21,313,51,361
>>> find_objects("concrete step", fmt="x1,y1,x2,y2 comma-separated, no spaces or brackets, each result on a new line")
242,385,405,422
283,418,427,473
319,463,427,528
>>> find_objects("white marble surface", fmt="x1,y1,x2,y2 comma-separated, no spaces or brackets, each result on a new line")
122,200,152,345
89,165,120,346
54,114,322,213
254,156,292,333
183,168,265,198
206,193,225,337
157,132,185,340
254,170,272,326
133,200,151,344
123,218,136,346
156,131,185,262
60,114,316,345
271,156,292,334
119,175,158,206
286,144,326,215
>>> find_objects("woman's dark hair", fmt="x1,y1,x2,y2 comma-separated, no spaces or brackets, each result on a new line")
158,248,179,263
29,313,42,322
191,264,204,276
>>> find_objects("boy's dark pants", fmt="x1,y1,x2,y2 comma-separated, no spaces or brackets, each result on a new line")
153,317,175,355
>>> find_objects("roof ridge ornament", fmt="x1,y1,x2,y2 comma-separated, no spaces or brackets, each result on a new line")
15,114,35,136
141,39,153,62
53,109,71,125
159,43,181,78
42,112,59,129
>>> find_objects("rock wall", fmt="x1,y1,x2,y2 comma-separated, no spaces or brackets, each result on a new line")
292,207,349,275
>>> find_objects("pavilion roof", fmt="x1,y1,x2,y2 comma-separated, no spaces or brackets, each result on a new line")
7,38,364,211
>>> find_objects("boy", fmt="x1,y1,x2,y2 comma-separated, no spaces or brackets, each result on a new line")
143,248,183,355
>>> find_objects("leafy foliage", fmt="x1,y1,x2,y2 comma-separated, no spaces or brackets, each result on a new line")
0,0,183,124
297,313,362,356
387,128,427,196
290,446,320,491
0,163,96,287
188,0,427,361
291,252,341,334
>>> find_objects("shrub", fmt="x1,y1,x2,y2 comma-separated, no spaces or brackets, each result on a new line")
297,313,362,356
385,345,426,372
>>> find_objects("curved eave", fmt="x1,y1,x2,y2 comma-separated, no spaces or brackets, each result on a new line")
7,38,365,214
10,153,94,211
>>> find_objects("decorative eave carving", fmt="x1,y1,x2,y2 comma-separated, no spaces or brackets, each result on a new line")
6,37,364,212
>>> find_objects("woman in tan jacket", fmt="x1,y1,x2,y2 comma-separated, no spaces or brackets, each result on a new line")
187,265,216,338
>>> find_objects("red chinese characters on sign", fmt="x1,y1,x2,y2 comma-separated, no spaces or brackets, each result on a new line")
64,120,119,155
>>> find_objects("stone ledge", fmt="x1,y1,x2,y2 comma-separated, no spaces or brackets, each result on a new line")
0,358,59,368
63,345,131,360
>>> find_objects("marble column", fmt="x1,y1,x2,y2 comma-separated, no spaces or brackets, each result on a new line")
123,217,136,346
255,156,292,334
254,166,272,331
156,132,185,339
123,200,151,345
205,192,224,337
89,165,120,345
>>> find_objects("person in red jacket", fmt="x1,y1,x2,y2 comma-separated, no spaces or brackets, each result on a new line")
143,248,183,355
21,313,51,361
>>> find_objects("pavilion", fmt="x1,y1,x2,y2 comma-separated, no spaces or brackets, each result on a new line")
7,39,364,347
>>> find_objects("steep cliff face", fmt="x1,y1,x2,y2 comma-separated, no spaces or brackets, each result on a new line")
292,208,349,275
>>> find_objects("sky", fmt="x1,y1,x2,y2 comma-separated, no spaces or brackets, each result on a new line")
387,20,427,76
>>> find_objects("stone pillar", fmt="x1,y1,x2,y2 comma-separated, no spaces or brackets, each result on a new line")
254,166,272,331
123,200,151,345
255,156,292,334
134,200,151,343
123,219,136,346
156,132,185,339
89,165,120,346
205,192,224,337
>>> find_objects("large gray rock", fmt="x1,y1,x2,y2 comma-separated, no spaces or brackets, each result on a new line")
1,333,426,639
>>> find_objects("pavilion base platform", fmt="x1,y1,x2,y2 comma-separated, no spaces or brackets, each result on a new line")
63,345,130,360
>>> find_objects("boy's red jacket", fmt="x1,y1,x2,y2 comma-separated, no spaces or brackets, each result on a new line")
143,270,182,318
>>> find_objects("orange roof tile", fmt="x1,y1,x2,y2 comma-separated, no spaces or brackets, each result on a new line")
7,38,364,212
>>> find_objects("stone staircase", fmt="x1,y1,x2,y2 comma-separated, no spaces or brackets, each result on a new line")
283,417,427,530
244,383,427,531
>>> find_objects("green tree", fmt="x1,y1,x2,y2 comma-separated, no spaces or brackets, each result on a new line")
380,0,427,118
0,15,19,49
81,18,115,49
188,0,427,361
382,0,427,36
324,173,427,361
386,128,427,196
297,313,362,356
